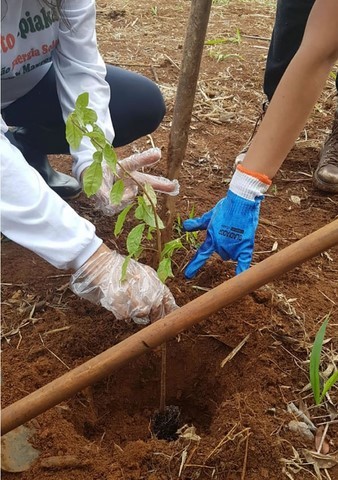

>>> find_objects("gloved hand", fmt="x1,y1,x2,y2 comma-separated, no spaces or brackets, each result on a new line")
92,147,179,215
69,245,178,324
183,165,271,277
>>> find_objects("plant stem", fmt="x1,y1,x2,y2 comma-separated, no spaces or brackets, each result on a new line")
75,120,168,412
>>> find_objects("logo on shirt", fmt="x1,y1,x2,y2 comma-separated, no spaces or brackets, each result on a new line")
1,7,60,78
18,8,59,40
1,7,59,54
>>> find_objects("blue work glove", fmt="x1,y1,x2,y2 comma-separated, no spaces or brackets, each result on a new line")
183,166,271,278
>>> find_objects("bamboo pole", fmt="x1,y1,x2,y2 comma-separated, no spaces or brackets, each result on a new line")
2,220,338,436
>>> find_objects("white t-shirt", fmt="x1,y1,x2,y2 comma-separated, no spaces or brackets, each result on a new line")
1,0,115,180
0,0,114,270
1,3,59,107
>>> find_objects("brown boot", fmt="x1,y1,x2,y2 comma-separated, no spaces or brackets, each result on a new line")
313,109,338,194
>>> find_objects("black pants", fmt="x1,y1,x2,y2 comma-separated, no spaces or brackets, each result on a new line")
264,0,338,101
2,64,166,154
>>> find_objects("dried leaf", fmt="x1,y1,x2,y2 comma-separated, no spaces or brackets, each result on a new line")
178,448,188,477
271,241,278,252
314,426,330,454
302,449,338,469
177,424,201,442
322,251,334,262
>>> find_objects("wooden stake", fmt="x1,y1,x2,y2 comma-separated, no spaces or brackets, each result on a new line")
163,0,213,241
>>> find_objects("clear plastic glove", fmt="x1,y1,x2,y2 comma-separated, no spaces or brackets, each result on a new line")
183,166,271,278
92,147,179,215
70,247,178,324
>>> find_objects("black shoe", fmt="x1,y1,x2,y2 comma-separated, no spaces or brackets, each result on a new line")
8,127,82,200
40,168,82,200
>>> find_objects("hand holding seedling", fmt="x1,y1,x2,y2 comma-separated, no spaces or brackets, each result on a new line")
183,165,271,277
91,148,179,216
70,244,177,324
66,92,181,322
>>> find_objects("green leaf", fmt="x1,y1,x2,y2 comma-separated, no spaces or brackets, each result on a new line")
75,92,89,110
87,125,107,149
135,197,164,229
320,370,338,404
82,154,103,197
135,197,153,226
66,113,83,149
121,255,132,283
157,257,173,283
93,150,103,162
146,226,155,240
155,214,164,229
161,238,183,260
110,179,125,205
103,144,118,173
310,316,329,405
189,205,196,219
143,183,157,207
114,204,134,237
82,107,98,125
126,224,145,256
205,37,227,45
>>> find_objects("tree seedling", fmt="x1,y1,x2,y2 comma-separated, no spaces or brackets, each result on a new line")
66,92,183,282
66,92,183,439
309,314,338,405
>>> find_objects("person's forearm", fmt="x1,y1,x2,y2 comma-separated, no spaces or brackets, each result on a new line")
1,129,102,271
243,0,338,178
243,53,335,178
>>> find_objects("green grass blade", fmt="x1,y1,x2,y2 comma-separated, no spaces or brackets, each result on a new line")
309,316,329,405
319,370,338,404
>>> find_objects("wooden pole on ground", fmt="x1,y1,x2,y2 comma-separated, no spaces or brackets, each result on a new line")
2,220,338,436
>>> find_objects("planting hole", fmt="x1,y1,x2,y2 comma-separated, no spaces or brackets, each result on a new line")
65,334,235,446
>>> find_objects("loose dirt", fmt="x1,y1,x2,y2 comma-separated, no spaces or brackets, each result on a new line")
2,1,337,479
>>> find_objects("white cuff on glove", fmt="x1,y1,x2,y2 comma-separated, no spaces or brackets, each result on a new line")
229,165,271,201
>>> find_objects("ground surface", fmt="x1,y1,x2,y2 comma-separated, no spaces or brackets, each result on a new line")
1,1,338,479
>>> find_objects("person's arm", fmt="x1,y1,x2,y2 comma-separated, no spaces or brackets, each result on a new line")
1,119,177,322
183,0,338,278
243,0,338,177
1,117,102,271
